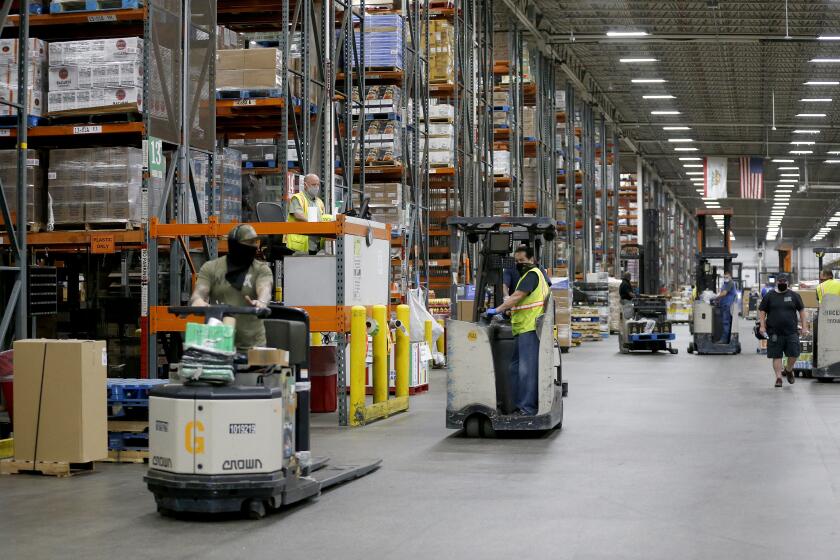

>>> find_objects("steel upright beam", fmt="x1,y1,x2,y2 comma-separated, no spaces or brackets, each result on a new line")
611,128,620,276
564,82,575,282
599,114,608,272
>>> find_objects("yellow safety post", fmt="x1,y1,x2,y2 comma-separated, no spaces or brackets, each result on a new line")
436,319,445,354
424,319,433,352
310,332,323,346
372,305,388,404
349,306,367,426
395,304,410,398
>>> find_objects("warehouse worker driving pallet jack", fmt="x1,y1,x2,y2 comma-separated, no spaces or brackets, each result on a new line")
144,304,380,519
445,217,566,437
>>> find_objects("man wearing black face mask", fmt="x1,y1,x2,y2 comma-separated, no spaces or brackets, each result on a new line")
190,225,273,351
758,273,808,388
486,245,549,415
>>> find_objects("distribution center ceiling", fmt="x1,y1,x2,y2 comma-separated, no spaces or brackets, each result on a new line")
529,0,840,242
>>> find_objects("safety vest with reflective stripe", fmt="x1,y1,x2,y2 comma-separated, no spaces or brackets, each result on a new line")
284,192,325,253
511,267,549,336
817,278,840,303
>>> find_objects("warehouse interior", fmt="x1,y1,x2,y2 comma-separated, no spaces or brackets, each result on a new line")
3,1,840,558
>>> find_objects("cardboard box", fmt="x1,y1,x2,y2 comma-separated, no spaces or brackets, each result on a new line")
217,49,245,70
216,69,244,89
798,289,819,309
0,38,46,65
12,339,108,463
242,68,282,89
242,48,281,69
248,347,290,367
457,299,475,321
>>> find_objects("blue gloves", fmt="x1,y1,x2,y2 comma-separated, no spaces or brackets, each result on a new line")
486,308,498,316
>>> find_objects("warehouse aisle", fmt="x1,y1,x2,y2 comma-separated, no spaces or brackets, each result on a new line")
5,323,840,559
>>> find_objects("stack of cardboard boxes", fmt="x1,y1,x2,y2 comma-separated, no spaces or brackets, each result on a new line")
356,118,403,165
355,14,404,69
0,39,46,118
428,123,455,167
217,48,283,91
552,277,572,350
425,19,454,83
47,38,143,113
49,147,143,225
367,182,404,228
11,339,107,466
0,149,43,226
493,150,511,176
523,158,538,204
352,84,401,115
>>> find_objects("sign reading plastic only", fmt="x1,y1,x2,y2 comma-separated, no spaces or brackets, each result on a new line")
73,125,102,135
147,136,164,179
90,233,115,254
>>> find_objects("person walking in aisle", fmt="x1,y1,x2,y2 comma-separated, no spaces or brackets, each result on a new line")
758,273,808,388
485,245,549,416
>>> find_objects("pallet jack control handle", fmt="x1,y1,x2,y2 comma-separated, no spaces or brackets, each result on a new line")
168,305,272,322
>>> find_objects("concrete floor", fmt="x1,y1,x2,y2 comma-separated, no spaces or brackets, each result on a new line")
5,323,840,559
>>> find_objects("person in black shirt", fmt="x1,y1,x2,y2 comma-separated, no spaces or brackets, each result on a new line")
758,272,808,388
619,272,635,301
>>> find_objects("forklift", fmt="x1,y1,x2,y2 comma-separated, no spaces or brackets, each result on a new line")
445,217,566,437
687,209,741,355
811,248,840,382
144,304,380,519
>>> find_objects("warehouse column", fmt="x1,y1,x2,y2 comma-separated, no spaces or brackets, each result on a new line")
611,128,620,277
599,115,608,273
636,156,644,246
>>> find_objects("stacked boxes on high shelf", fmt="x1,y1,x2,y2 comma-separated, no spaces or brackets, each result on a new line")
353,85,405,166
425,19,454,85
367,182,404,229
354,14,404,69
106,379,168,463
0,39,46,118
552,277,572,351
0,150,43,229
49,147,143,226
214,147,242,223
47,38,143,114
216,47,283,91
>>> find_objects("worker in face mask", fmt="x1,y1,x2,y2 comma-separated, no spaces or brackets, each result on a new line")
190,224,273,352
485,245,549,416
714,271,738,344
285,174,327,255
758,273,808,388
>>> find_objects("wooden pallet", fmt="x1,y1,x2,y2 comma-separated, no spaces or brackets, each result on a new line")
99,449,148,464
52,220,139,231
0,459,95,477
107,420,148,433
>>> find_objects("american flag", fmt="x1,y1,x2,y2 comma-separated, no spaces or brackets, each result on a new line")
740,156,764,199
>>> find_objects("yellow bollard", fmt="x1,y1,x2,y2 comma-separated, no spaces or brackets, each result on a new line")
395,304,410,398
310,332,323,346
424,320,433,353
349,306,367,426
372,305,388,404
436,319,445,354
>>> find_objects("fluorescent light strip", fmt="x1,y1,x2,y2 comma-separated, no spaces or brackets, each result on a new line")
652,110,680,114
791,141,816,145
804,81,840,85
663,126,689,130
828,151,840,155
793,130,821,134
644,95,676,100
772,159,794,163
683,164,703,168
633,79,666,83
674,147,698,151
811,58,840,63
685,171,704,175
621,58,657,63
790,150,814,154
780,173,800,176
668,138,693,142
777,166,799,170
826,160,840,163
796,113,827,117
801,98,832,102
679,157,701,161
608,31,649,37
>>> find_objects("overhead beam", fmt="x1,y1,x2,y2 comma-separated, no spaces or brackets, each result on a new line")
549,33,819,44
623,122,840,130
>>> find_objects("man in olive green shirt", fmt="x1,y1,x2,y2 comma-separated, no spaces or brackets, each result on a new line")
190,225,273,351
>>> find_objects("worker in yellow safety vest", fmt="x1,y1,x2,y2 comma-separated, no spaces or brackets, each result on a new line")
285,173,327,255
485,245,549,416
817,268,840,303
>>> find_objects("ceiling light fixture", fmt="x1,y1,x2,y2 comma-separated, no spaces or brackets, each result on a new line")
826,160,840,163
621,58,657,63
668,138,694,142
790,150,814,154
777,166,799,170
804,81,840,85
780,173,800,176
801,98,833,102
684,164,704,168
663,126,689,130
652,110,680,114
686,171,704,175
796,113,827,117
608,31,649,37
793,130,821,134
810,58,840,63
772,159,795,163
791,141,816,145
633,79,666,83
679,157,701,161
674,147,698,151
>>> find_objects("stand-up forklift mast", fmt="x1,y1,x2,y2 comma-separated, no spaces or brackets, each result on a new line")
695,208,738,293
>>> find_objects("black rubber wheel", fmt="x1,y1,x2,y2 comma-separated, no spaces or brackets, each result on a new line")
560,347,570,354
480,417,496,438
687,343,695,354
561,381,569,397
736,343,742,354
245,499,266,520
157,506,175,518
817,378,834,383
464,416,481,438
669,348,679,355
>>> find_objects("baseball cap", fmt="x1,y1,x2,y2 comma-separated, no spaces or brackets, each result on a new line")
776,272,790,282
230,224,261,247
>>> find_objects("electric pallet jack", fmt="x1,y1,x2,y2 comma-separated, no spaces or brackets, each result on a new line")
618,296,678,354
445,217,567,437
144,304,380,519
687,209,741,355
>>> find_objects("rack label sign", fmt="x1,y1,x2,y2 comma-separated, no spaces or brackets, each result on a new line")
90,233,115,254
233,99,256,107
87,14,117,22
73,125,102,135
147,136,164,179
0,129,9,137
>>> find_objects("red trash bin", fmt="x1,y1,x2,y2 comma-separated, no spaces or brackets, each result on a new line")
309,346,337,413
